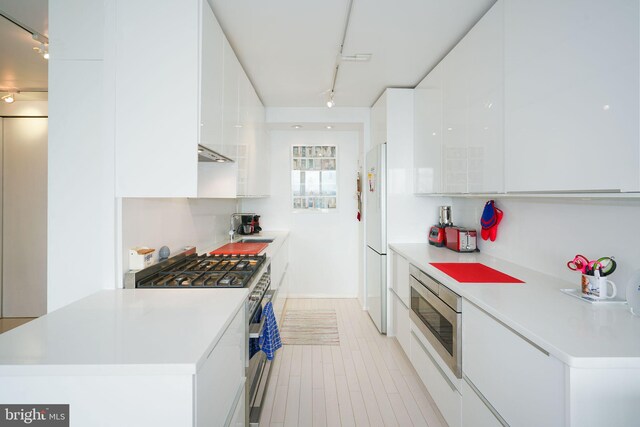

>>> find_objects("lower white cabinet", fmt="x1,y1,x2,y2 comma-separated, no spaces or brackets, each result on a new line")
462,300,565,427
410,327,461,427
228,384,246,427
461,377,503,427
196,305,246,426
390,291,410,356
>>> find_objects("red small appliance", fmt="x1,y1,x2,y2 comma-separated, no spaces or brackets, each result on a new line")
428,206,452,247
445,227,478,253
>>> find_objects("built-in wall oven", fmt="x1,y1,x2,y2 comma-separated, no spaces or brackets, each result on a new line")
409,265,462,378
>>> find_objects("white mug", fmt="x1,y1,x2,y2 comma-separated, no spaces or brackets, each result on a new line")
581,275,617,299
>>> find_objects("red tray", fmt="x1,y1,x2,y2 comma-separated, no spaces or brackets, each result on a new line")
429,262,524,283
210,242,268,256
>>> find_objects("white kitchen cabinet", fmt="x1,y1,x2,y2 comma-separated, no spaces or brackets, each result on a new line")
390,251,410,355
414,61,444,194
228,384,246,427
222,36,240,162
200,4,225,158
371,93,387,147
196,303,246,426
390,293,410,357
115,0,200,197
442,0,504,194
462,300,565,427
410,327,461,427
504,0,639,193
114,0,267,197
461,378,502,427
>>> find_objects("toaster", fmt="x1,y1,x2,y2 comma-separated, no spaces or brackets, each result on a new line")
445,227,477,252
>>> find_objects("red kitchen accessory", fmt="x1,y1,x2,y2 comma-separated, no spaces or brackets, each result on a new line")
210,242,268,255
480,200,503,242
445,227,477,252
428,226,446,247
430,263,524,283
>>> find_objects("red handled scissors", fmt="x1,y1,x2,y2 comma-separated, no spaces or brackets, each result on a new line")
567,254,589,273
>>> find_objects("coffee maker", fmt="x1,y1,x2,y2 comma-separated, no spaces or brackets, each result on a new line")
428,206,452,247
238,215,262,235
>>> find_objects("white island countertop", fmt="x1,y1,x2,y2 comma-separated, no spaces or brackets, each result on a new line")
0,288,247,376
389,243,640,369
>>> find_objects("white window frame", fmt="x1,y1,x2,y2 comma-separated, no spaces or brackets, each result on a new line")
291,144,338,213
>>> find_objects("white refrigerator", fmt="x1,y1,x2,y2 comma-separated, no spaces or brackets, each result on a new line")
365,143,387,334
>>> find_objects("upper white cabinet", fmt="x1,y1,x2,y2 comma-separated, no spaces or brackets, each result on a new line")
414,0,504,194
414,62,444,194
504,0,639,193
200,5,225,158
115,0,200,197
115,0,268,198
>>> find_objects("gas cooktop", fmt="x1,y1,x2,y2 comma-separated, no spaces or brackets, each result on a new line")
126,249,266,289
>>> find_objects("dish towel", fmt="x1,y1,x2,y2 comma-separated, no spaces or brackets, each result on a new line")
259,301,282,361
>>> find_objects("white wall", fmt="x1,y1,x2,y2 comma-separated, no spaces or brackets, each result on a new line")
451,197,640,298
120,198,238,274
242,129,360,298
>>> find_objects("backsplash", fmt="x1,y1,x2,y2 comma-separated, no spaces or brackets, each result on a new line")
121,198,238,274
450,197,640,298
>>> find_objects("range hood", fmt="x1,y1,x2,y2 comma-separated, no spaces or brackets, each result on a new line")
198,144,234,163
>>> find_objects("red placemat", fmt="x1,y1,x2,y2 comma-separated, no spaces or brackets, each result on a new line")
210,242,268,255
429,263,524,283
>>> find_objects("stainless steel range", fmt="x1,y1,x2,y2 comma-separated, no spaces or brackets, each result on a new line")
124,247,276,426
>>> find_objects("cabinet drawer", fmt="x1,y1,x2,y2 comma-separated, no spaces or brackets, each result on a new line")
462,300,565,426
392,293,410,356
461,377,503,427
410,329,461,427
196,305,246,426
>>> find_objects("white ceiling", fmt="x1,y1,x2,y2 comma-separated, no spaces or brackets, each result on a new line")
0,0,48,97
209,0,496,108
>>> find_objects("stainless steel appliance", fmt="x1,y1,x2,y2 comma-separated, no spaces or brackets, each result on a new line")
409,264,462,378
445,227,478,253
428,206,453,247
365,143,387,334
125,248,277,426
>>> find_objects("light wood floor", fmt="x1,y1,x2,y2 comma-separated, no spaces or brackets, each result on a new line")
0,318,34,334
260,298,446,427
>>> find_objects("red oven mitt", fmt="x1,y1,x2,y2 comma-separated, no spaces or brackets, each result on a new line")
480,200,503,242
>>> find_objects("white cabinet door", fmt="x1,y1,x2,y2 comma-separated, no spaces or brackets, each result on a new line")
465,1,504,193
442,1,504,194
371,93,387,146
196,304,246,426
461,378,503,427
228,384,246,427
504,0,639,192
391,293,410,357
410,328,461,427
199,2,224,155
236,70,252,196
222,36,240,162
391,251,410,307
115,0,199,197
414,61,444,194
462,300,565,427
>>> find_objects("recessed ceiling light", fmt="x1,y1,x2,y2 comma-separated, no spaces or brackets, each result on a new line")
326,125,333,130
2,93,15,103
292,125,302,129
234,124,243,128
603,104,611,111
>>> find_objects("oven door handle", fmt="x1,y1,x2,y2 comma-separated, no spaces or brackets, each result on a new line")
249,289,276,339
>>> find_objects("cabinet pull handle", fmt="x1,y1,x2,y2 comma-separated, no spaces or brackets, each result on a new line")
411,330,457,392
463,374,510,427
467,301,550,356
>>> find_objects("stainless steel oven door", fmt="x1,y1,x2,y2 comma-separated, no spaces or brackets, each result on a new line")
409,276,461,378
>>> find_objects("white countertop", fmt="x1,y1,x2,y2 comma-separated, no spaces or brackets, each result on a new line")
389,243,640,369
0,289,247,376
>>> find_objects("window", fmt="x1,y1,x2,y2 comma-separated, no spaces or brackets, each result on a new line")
291,145,337,211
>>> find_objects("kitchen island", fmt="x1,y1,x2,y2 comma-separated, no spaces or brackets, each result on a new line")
0,289,248,426
389,243,640,427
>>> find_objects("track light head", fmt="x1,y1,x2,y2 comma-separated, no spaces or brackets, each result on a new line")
2,93,15,103
326,91,335,108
